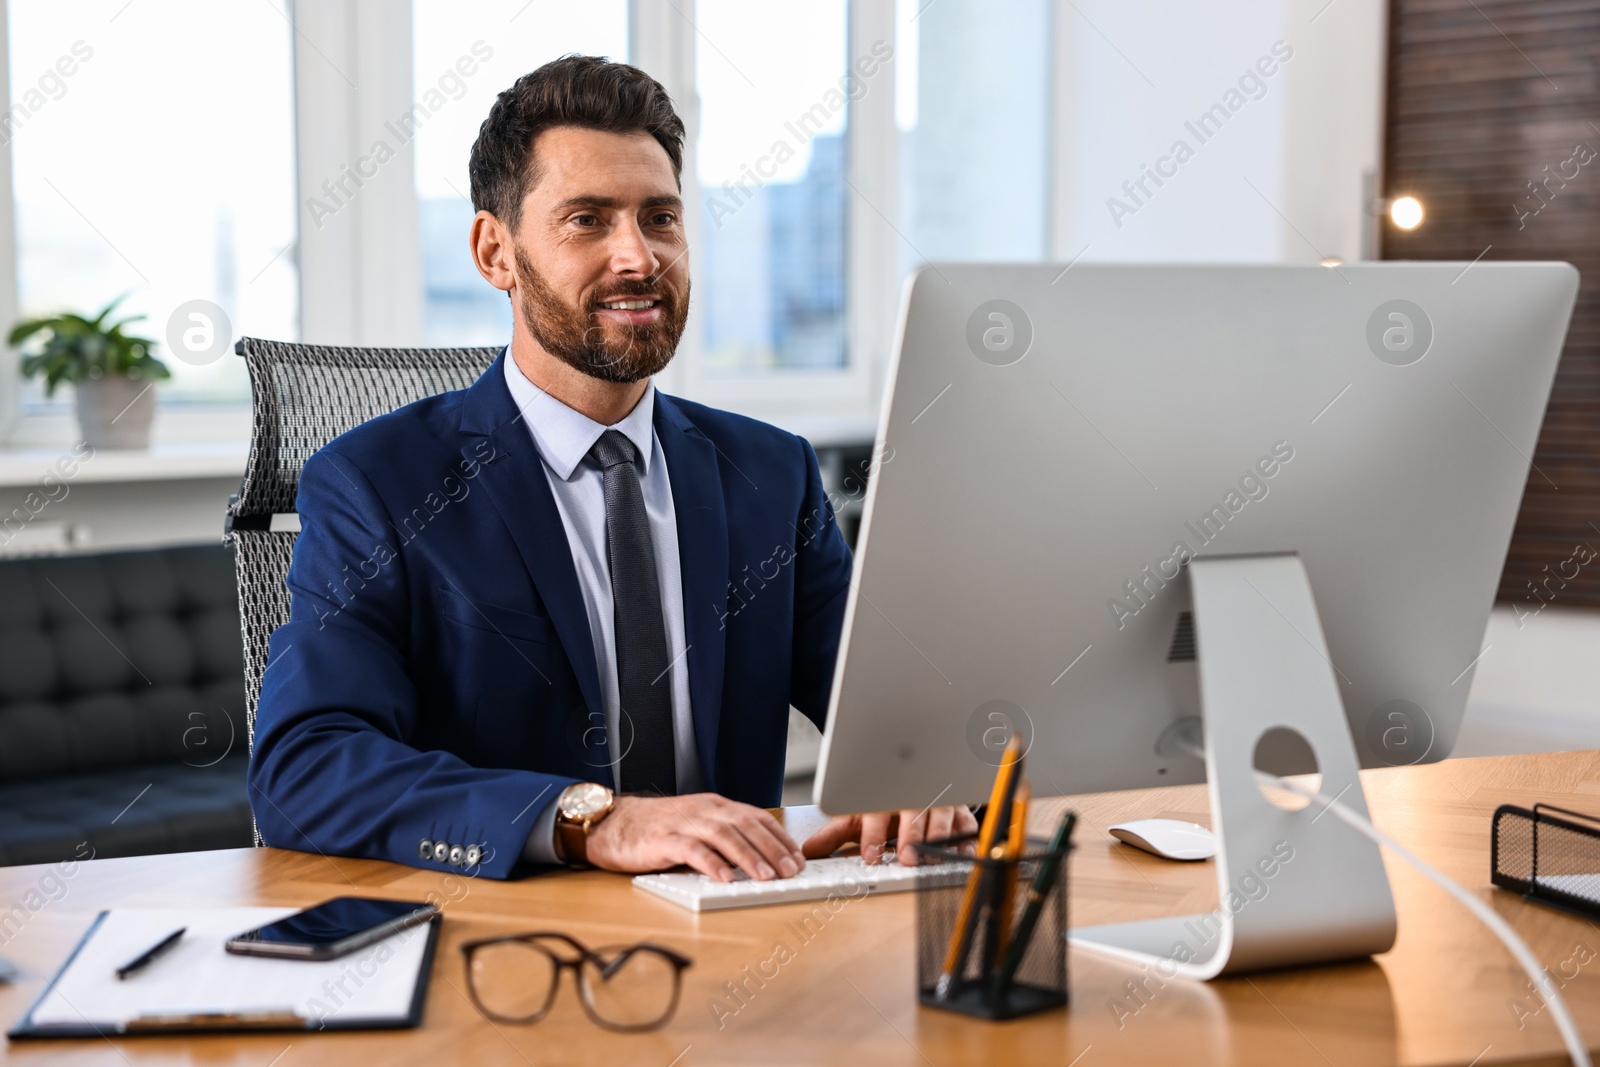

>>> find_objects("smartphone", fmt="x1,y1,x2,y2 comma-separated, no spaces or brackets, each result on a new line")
224,897,440,961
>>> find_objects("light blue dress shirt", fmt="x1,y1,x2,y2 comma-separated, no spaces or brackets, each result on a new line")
503,352,704,864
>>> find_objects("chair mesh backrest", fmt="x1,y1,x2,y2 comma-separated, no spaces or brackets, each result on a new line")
226,337,498,760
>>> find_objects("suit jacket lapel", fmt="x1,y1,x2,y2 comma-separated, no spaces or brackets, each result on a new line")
460,353,609,787
655,394,729,792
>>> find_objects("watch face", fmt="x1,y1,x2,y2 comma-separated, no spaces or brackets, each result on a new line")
561,782,611,819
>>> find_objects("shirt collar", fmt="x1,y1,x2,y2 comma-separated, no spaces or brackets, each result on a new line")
502,347,657,481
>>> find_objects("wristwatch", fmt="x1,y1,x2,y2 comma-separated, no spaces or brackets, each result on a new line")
554,782,615,865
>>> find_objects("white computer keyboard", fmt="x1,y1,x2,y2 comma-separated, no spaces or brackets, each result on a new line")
633,853,970,912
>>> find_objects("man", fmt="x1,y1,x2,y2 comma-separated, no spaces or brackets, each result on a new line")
248,55,975,881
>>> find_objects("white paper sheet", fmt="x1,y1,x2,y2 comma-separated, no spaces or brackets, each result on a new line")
29,907,432,1030
1533,873,1600,898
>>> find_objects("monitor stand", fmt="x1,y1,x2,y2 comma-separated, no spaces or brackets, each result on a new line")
1069,552,1397,978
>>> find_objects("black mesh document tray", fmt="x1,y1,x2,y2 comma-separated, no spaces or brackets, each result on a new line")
1491,803,1600,920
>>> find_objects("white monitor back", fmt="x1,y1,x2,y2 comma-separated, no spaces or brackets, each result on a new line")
815,262,1578,815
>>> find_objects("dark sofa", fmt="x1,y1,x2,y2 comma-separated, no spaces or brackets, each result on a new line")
0,544,253,866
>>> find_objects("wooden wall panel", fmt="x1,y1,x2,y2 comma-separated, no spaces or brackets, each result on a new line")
1384,0,1600,609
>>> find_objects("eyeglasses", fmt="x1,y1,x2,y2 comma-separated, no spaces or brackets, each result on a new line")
460,931,693,1032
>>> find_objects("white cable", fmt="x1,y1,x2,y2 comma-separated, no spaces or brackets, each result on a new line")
1170,736,1586,1063
1262,770,1591,1067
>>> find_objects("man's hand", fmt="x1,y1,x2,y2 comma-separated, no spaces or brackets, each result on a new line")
801,806,979,866
584,793,806,882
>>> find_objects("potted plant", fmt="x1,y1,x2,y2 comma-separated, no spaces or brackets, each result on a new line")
10,295,170,449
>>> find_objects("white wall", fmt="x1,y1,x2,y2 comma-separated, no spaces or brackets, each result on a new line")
1051,0,1387,265
1279,0,1389,263
1457,607,1600,757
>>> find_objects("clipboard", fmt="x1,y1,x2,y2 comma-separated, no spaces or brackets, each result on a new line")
9,906,440,1038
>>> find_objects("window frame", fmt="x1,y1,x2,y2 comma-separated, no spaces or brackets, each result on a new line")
633,0,894,424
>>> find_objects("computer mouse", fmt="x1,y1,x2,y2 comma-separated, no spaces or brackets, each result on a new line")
1108,818,1217,861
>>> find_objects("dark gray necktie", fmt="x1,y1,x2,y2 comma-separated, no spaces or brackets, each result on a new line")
588,429,676,796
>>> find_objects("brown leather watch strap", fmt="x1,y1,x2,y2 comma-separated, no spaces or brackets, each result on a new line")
555,817,589,866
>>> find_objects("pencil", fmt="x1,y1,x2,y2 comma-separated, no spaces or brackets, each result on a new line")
979,777,1029,983
994,782,1031,962
935,733,1023,1000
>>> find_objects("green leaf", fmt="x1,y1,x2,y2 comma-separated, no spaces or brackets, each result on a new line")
8,319,54,346
11,291,170,388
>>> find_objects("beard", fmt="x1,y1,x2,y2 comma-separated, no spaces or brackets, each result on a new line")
513,245,689,384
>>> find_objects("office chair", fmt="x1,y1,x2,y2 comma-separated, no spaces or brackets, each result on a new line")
225,337,499,843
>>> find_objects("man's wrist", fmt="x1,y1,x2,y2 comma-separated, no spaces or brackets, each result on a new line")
553,782,616,866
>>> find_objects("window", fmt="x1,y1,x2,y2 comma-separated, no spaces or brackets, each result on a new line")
894,0,1051,285
411,0,628,348
694,0,850,375
8,0,297,405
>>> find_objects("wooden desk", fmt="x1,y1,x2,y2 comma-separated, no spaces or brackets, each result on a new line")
3,750,1600,1065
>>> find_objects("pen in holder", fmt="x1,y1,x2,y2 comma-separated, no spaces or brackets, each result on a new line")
913,831,1071,1020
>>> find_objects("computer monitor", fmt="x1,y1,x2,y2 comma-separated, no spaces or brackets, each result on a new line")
816,261,1576,813
812,262,1577,976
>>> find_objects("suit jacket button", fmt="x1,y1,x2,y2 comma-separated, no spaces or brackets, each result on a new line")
449,845,465,866
418,839,433,861
465,844,482,867
433,841,450,863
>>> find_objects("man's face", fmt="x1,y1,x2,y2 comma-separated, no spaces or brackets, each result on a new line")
510,126,689,384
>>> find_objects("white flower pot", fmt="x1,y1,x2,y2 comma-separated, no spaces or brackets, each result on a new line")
75,376,156,449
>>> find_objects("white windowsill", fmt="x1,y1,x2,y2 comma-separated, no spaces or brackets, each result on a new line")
0,402,877,491
756,409,879,451
0,440,248,489
0,404,250,488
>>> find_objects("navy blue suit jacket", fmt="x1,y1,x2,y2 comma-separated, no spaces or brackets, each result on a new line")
247,352,853,879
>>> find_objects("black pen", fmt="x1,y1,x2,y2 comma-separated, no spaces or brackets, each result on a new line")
992,811,1076,998
115,927,186,980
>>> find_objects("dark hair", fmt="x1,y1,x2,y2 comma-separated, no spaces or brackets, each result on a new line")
469,54,685,229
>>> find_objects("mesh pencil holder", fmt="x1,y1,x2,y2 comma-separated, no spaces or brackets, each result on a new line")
912,833,1070,1020
1492,803,1600,920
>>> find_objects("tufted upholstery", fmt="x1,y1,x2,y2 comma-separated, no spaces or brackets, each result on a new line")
0,544,252,866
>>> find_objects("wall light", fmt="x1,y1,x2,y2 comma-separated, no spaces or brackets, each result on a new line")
1389,196,1424,230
